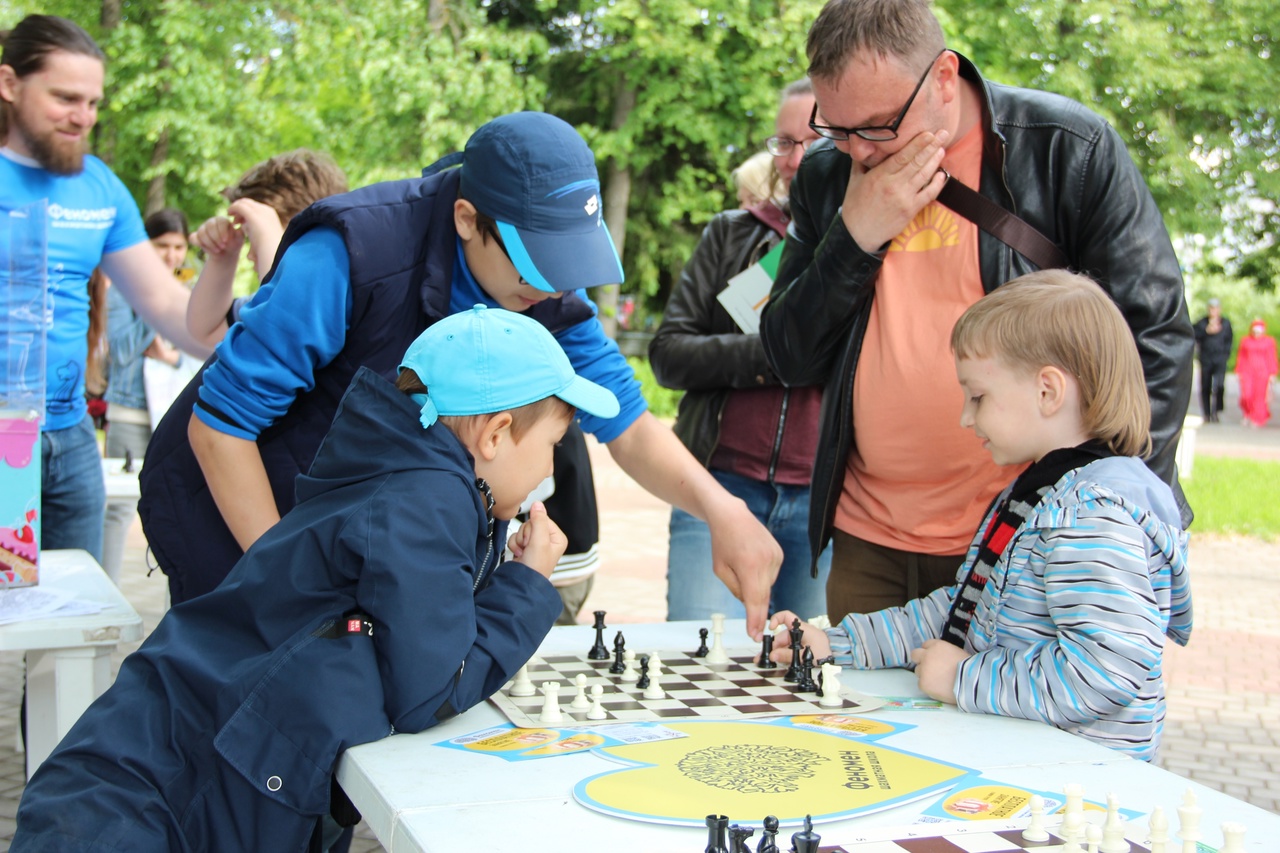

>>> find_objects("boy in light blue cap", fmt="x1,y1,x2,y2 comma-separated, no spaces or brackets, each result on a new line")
13,305,619,853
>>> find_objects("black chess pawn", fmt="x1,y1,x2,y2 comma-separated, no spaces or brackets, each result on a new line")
123,448,134,473
796,646,818,693
609,631,627,674
757,632,776,668
704,814,729,853
636,655,651,690
789,815,820,853
756,816,779,853
728,823,754,853
693,627,710,657
588,610,609,660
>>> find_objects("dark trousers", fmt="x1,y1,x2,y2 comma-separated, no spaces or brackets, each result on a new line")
826,530,964,622
1200,359,1228,421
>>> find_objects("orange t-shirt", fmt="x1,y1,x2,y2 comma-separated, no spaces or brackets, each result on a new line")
834,124,1025,555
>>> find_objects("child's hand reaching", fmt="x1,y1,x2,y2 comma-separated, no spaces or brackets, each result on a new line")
766,611,833,663
909,639,970,705
506,502,567,579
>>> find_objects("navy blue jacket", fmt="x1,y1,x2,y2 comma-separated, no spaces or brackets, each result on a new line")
14,368,562,852
139,167,594,604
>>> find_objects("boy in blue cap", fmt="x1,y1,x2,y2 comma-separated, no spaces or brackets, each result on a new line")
13,305,620,852
140,111,782,638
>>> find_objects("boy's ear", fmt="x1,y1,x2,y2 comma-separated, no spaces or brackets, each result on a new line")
454,199,479,241
1037,365,1069,417
471,411,514,461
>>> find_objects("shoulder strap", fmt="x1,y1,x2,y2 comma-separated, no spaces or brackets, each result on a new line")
936,175,1070,271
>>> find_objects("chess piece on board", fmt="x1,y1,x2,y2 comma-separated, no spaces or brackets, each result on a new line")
643,655,665,700
1099,792,1128,853
756,815,779,853
784,620,804,683
1147,806,1169,853
588,610,609,659
1177,788,1202,853
796,647,817,693
705,814,729,853
705,612,729,664
789,814,820,853
570,673,590,709
538,681,562,724
817,661,843,707
123,448,134,473
694,627,710,657
636,655,651,690
1220,821,1246,853
509,664,536,697
1085,821,1101,853
728,823,754,853
619,649,638,683
1022,793,1050,842
609,631,627,674
586,684,607,720
758,632,776,668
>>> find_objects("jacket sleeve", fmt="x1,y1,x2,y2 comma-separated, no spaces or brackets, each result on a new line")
1069,124,1193,490
953,508,1167,728
649,214,777,391
828,585,957,670
357,473,561,734
759,147,882,387
105,285,156,366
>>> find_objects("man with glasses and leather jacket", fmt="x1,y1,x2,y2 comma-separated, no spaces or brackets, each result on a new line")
760,0,1193,623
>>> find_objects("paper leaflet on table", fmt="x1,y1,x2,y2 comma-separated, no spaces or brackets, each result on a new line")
435,721,686,762
0,586,104,624
912,771,1143,824
715,241,784,335
573,719,973,827
777,713,915,741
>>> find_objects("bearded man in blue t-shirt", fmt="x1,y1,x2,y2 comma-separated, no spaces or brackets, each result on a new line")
0,15,209,563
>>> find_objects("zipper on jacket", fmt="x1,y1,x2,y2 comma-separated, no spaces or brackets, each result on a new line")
767,389,791,482
473,477,497,592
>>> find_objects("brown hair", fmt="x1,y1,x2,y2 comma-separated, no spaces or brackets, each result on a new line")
395,368,574,441
806,0,944,83
221,149,347,224
951,270,1152,458
1,15,105,139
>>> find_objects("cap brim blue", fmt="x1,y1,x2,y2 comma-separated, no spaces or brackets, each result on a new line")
557,375,620,421
496,220,624,294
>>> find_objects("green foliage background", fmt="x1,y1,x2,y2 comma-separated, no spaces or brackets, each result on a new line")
2,0,1276,319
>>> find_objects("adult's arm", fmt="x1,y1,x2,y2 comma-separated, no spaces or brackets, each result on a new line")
605,411,782,639
649,214,777,391
101,241,212,360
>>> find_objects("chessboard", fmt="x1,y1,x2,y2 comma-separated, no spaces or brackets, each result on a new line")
490,650,880,728
817,818,1154,852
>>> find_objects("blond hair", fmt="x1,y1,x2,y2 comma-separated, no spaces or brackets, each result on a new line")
951,270,1152,458
806,0,945,83
731,151,780,208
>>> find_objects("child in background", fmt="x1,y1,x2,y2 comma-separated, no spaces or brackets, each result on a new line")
771,270,1192,762
13,305,619,852
186,148,348,347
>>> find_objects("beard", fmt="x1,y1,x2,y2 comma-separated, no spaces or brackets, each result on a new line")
7,110,87,176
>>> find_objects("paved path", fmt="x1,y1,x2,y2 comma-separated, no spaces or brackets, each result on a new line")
0,374,1275,848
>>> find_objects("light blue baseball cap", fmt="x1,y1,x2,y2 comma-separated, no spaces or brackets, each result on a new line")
399,305,620,429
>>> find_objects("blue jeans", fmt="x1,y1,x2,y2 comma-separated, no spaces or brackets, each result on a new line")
666,469,832,622
41,415,105,563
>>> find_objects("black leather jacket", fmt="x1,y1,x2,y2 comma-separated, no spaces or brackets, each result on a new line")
649,208,783,464
760,54,1194,574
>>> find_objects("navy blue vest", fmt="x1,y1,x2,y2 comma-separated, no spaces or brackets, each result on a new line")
139,168,596,603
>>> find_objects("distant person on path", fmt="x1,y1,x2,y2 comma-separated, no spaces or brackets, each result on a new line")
1236,318,1278,428
0,15,207,563
651,78,830,623
1192,297,1233,423
759,0,1193,623
770,271,1192,763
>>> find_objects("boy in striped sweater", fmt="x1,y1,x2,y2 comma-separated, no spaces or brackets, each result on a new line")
772,270,1192,761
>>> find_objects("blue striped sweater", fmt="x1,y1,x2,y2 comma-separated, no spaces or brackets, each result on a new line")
827,456,1192,761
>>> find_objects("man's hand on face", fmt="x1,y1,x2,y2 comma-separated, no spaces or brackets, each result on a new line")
840,129,950,253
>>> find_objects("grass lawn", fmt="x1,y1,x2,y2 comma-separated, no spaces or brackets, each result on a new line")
1183,455,1280,540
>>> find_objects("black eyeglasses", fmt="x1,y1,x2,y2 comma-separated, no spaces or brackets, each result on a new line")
809,50,945,142
764,136,814,157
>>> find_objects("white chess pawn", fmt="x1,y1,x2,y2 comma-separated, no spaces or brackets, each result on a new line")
1022,794,1050,842
538,681,563,724
643,654,665,700
1219,821,1246,853
586,684,607,720
704,612,729,664
619,649,638,683
1148,806,1170,853
1099,792,1128,853
509,664,536,697
570,673,591,709
817,662,844,708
